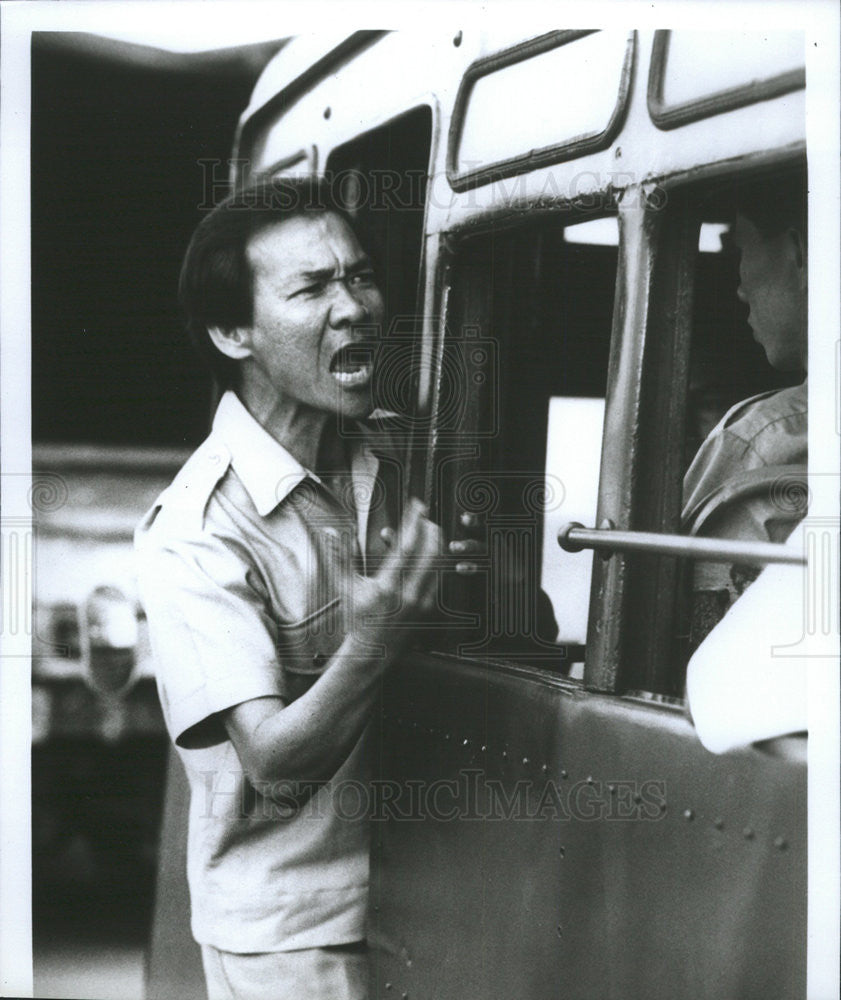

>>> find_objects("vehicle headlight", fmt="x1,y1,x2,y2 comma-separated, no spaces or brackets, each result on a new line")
80,585,139,696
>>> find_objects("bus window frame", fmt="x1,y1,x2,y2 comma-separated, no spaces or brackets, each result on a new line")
261,146,317,180
324,104,437,505
430,208,621,677
587,164,807,697
574,189,699,697
647,29,806,132
231,30,389,179
447,29,636,193
234,146,318,190
605,194,698,696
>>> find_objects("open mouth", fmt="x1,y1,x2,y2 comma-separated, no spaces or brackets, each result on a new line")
329,342,375,387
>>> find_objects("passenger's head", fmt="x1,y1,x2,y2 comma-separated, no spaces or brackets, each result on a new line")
731,176,807,373
179,176,382,407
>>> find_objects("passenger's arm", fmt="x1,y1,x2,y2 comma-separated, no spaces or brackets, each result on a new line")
686,549,807,754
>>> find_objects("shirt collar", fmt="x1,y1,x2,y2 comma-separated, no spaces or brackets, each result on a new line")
211,390,381,519
212,391,312,516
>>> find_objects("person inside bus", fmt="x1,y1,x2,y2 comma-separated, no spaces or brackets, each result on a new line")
681,177,807,635
135,176,445,1000
686,544,808,755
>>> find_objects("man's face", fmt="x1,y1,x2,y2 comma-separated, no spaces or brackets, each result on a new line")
241,212,384,420
731,212,806,372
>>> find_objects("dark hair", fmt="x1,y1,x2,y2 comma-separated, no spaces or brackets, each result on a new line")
734,171,807,240
179,175,352,387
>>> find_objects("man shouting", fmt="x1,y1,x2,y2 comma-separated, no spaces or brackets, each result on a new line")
136,177,440,1000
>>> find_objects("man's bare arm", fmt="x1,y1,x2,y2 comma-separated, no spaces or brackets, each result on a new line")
223,499,440,789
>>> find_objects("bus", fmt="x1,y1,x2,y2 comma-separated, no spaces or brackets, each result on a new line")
146,26,824,1000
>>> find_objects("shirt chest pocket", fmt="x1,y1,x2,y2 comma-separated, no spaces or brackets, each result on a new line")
275,597,347,702
264,516,363,701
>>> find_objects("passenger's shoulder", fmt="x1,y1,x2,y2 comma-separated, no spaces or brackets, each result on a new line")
769,381,808,416
135,436,232,545
723,382,807,441
720,389,779,433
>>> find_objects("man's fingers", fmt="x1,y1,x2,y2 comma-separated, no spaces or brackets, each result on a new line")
376,504,441,603
380,526,395,549
404,521,441,614
391,498,427,553
375,499,433,590
417,567,440,614
404,517,442,608
454,562,479,575
449,538,481,555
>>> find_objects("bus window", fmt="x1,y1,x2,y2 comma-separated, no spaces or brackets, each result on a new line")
326,106,431,342
649,29,805,129
540,395,604,659
686,201,797,466
681,167,808,651
441,214,617,673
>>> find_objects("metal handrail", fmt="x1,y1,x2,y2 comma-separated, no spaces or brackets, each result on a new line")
557,522,805,566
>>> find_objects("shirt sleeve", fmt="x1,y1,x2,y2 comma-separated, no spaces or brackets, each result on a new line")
135,525,287,750
682,427,758,525
686,554,807,754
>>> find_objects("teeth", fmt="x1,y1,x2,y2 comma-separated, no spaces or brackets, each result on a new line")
331,362,372,387
329,342,375,387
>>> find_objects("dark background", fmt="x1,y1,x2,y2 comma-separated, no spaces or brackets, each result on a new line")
30,33,284,994
31,33,284,448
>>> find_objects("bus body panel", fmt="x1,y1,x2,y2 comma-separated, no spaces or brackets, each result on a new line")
237,29,805,236
370,653,806,1000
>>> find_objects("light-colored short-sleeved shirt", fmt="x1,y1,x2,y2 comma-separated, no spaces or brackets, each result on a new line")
681,380,807,604
682,380,807,539
134,390,398,953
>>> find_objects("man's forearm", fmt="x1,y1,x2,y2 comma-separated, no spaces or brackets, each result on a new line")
226,498,440,794
226,629,403,790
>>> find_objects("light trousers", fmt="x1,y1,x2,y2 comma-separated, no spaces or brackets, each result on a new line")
200,941,369,1000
